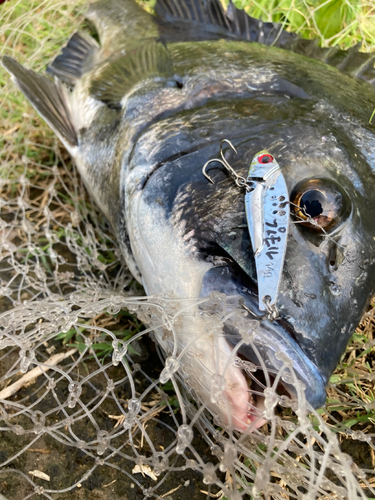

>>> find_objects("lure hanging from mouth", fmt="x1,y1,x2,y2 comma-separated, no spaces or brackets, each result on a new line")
245,151,290,315
203,144,290,316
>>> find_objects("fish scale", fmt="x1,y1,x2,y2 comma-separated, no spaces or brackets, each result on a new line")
3,0,375,431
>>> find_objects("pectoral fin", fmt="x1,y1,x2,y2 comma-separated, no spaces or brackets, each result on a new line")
89,41,174,109
2,56,77,146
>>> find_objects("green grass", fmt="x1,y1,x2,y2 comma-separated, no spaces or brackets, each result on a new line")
234,0,375,49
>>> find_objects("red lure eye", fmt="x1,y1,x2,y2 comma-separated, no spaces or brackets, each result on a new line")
258,154,274,164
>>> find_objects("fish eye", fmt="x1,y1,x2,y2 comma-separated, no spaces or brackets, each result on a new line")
258,154,274,164
290,179,350,231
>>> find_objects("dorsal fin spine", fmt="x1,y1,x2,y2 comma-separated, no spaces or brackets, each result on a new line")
217,3,230,31
244,15,250,41
321,46,338,63
190,1,199,22
353,54,375,79
173,1,184,19
336,43,361,71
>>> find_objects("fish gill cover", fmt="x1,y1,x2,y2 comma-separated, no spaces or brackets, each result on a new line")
0,1,375,499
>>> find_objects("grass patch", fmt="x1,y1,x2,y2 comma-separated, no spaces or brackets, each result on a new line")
234,0,375,49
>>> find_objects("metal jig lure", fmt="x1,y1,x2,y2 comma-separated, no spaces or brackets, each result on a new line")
202,140,290,320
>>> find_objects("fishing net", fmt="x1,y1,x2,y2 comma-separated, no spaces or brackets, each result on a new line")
1,1,375,499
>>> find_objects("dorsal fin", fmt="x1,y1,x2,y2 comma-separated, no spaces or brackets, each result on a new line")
47,31,99,87
156,0,230,30
155,0,296,46
88,41,174,109
2,56,77,146
155,0,375,86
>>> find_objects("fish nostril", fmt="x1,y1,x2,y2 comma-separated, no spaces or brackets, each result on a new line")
328,246,339,272
329,260,338,271
174,75,184,88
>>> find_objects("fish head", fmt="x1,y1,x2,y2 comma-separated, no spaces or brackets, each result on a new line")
193,110,375,431
127,80,375,431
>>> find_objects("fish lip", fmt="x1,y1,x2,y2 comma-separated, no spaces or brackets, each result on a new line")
257,320,327,408
225,299,327,409
201,264,327,408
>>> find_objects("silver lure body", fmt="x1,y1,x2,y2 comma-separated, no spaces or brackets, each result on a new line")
245,152,290,313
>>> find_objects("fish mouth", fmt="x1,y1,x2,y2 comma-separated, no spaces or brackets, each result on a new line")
225,312,327,411
200,264,326,430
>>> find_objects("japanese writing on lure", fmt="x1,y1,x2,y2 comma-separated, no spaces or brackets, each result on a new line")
244,151,289,312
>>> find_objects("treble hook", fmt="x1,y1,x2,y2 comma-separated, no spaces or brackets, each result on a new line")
202,158,229,184
219,139,238,176
202,139,249,190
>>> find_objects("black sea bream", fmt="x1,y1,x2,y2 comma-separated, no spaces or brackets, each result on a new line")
3,0,375,431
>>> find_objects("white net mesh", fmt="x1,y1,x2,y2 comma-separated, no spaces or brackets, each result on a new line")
1,1,375,499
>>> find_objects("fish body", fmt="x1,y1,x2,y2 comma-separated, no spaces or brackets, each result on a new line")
3,0,375,430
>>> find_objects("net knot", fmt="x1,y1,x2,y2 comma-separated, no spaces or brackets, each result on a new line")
176,424,193,454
